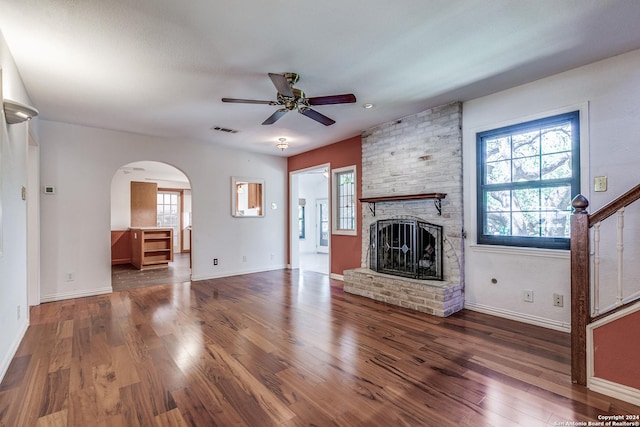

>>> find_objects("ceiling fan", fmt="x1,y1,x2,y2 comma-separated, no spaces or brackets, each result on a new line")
222,72,356,126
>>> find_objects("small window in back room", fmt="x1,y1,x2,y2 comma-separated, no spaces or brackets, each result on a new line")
298,204,306,239
157,191,180,248
332,166,357,236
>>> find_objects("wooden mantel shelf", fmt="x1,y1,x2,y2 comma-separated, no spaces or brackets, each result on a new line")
359,192,447,216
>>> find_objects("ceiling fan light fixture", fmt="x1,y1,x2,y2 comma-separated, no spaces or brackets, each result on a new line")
276,137,289,151
222,72,355,127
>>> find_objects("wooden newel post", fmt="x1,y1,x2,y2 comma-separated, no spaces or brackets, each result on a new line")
570,194,590,385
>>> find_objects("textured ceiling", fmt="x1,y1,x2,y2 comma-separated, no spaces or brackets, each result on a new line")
1,0,640,156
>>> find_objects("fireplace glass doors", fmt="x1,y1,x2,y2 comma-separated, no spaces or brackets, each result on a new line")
370,219,443,280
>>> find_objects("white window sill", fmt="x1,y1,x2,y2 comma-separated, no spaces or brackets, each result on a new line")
468,244,570,259
332,230,357,236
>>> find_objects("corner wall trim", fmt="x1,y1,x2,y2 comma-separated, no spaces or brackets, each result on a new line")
0,321,29,383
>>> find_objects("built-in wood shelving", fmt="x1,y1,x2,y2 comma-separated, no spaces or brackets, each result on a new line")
130,227,174,270
359,192,447,216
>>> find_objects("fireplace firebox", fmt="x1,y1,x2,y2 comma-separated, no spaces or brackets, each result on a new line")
370,219,443,280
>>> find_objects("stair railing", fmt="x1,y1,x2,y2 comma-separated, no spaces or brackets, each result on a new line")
570,183,640,385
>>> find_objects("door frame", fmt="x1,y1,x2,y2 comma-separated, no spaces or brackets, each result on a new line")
289,163,331,272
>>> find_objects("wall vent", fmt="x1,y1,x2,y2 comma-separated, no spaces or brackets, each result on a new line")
211,126,238,133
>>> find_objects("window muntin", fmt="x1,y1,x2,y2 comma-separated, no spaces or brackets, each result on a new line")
477,111,579,249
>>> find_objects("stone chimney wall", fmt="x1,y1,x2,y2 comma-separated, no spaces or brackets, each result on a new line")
361,102,464,285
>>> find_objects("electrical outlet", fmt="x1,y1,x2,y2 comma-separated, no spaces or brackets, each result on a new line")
553,293,564,307
17,305,20,320
242,255,247,262
213,258,218,265
524,290,534,303
594,176,608,192
66,272,75,282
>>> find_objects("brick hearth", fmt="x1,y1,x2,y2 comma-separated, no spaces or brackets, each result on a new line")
344,268,463,317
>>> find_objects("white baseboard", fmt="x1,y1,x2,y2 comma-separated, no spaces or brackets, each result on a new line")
191,265,287,282
40,286,113,303
464,302,571,332
589,376,640,407
330,273,344,281
0,320,29,382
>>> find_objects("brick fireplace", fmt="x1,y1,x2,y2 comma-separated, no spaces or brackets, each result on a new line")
370,218,443,280
343,102,464,317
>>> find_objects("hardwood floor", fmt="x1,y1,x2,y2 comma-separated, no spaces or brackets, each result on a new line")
112,253,191,292
1,269,638,426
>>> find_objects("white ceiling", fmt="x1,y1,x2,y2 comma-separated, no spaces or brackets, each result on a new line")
2,1,640,156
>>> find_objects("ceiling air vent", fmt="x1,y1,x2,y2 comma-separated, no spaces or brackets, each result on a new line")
211,126,238,133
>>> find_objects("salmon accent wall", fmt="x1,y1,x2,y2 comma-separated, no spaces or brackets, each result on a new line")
288,136,362,276
593,308,640,390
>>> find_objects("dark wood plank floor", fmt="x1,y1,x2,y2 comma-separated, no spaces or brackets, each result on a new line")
1,269,638,426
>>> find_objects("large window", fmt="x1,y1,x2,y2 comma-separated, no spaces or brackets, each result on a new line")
477,111,580,249
332,166,357,235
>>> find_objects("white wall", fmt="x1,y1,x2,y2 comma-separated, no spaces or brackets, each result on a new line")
27,142,40,306
463,49,640,331
39,120,288,301
0,31,35,379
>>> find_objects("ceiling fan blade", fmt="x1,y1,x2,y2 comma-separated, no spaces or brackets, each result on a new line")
299,107,335,126
307,94,356,105
222,98,275,105
262,108,288,125
268,73,294,98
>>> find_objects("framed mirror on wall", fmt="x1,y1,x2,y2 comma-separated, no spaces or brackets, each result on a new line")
231,177,264,217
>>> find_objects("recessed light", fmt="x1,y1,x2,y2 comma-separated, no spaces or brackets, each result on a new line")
363,103,374,109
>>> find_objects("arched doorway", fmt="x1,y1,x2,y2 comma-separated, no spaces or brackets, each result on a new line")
110,161,192,290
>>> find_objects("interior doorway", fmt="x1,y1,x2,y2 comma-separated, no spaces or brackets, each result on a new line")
110,161,192,290
290,165,330,275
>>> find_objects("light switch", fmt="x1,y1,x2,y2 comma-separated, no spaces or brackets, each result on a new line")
594,176,607,192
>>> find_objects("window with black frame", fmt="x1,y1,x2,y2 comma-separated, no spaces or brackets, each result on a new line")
477,111,580,249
